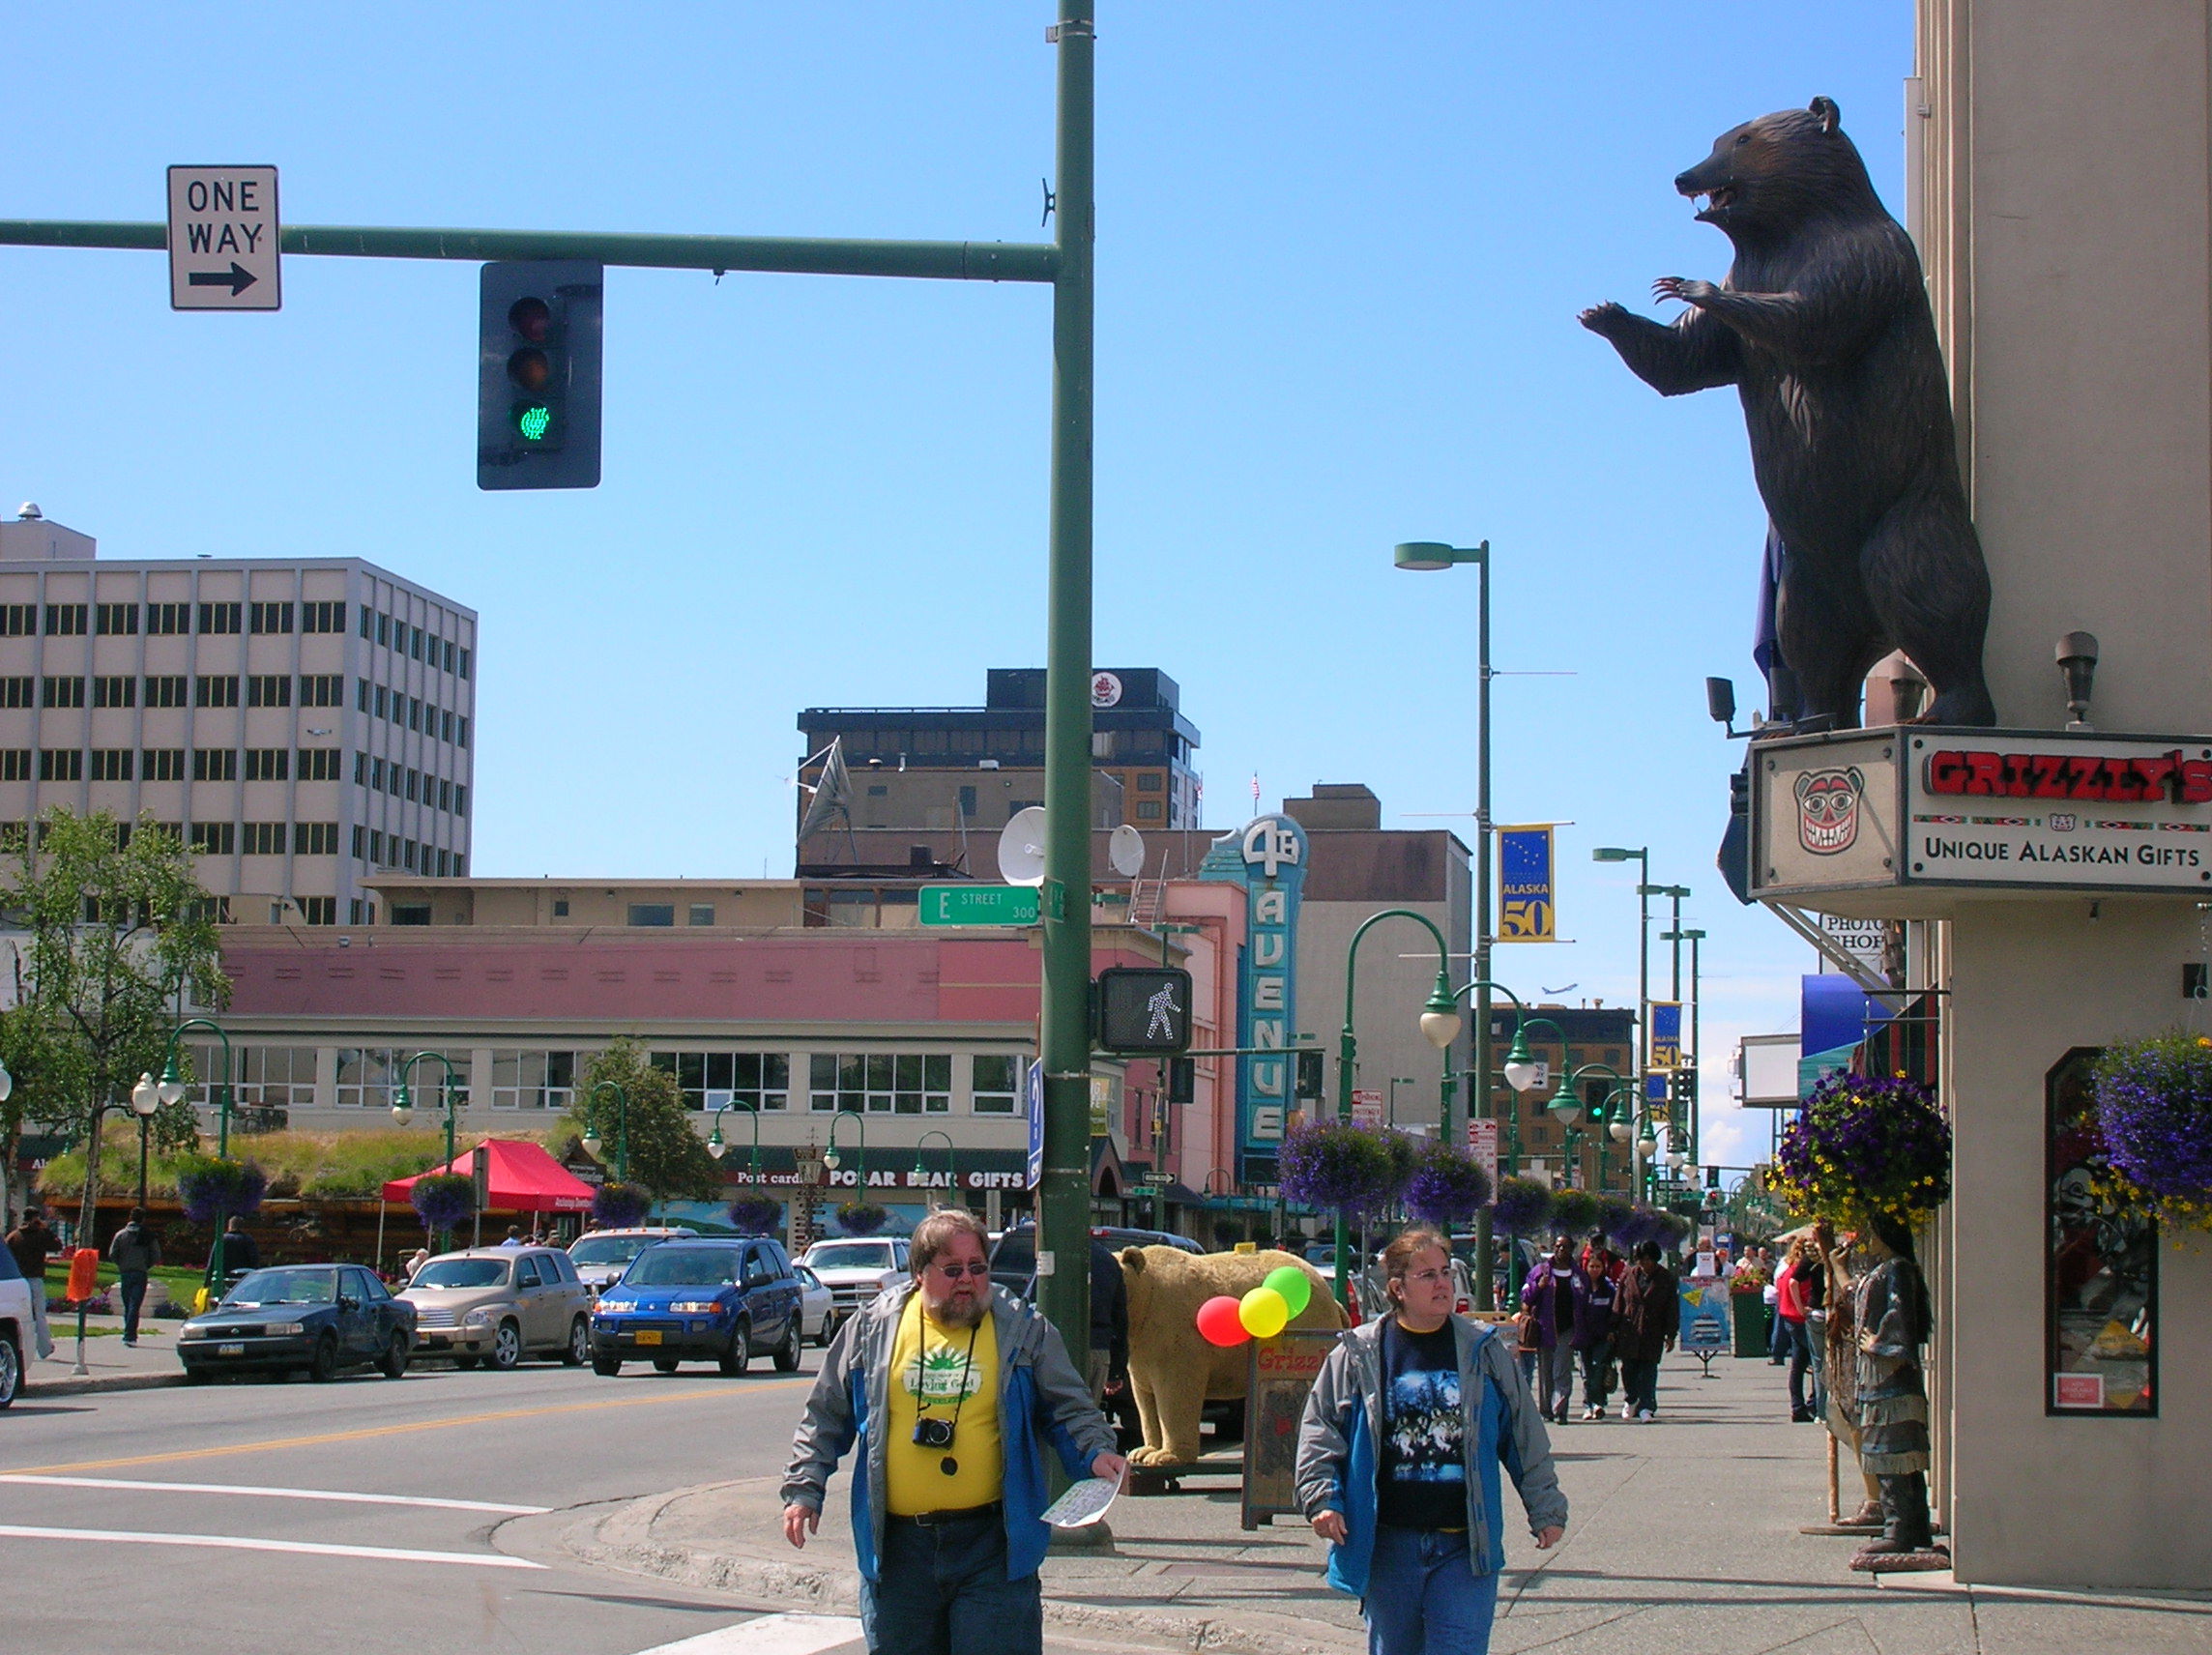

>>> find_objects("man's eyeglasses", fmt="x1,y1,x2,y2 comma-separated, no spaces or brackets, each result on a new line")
928,1261,990,1279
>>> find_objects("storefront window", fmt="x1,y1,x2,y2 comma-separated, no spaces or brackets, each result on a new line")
2047,1047,2156,1415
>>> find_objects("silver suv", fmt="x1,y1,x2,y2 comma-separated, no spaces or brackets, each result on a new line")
398,1246,594,1370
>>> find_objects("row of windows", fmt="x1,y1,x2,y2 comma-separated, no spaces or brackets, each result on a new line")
185,822,340,856
352,753,466,815
648,1052,1020,1117
4,746,346,784
0,600,347,637
351,826,464,877
360,606,470,680
356,680,468,746
1,673,346,710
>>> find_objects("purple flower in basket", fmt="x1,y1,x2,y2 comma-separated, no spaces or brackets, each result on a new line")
410,1174,475,1234
1773,1071,1950,1223
1548,1188,1599,1239
2092,1032,2212,1222
593,1182,650,1229
727,1194,784,1236
1596,1195,1638,1245
836,1202,888,1236
1491,1176,1552,1237
1278,1119,1402,1214
176,1156,268,1227
1404,1142,1494,1227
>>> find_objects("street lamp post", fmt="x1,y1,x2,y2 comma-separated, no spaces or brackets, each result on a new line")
1393,540,1493,1156
823,1112,867,1213
708,1100,764,1182
581,1081,630,1183
913,1130,956,1208
1662,925,1707,1166
1336,908,1464,1305
128,1074,161,1208
1546,1062,1627,1197
391,1051,466,1176
156,1018,232,1158
1591,847,1654,1192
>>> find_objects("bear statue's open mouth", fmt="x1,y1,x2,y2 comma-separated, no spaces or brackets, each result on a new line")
1692,185,1738,220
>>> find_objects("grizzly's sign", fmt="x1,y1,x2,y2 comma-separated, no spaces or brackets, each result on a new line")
1752,729,2212,902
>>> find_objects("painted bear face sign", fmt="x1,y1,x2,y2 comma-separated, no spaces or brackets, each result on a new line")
1795,767,1864,856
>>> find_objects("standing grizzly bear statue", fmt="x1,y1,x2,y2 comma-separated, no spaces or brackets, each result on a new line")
1118,1245,1343,1467
1581,97,1996,729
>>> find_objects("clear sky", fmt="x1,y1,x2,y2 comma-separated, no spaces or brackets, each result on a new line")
0,4,1915,1173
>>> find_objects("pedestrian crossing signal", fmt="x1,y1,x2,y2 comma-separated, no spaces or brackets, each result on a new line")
1094,967,1193,1055
1295,1049,1324,1102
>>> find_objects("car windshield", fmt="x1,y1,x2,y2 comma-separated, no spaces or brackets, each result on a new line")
223,1268,337,1307
410,1259,509,1289
570,1234,654,1266
806,1244,890,1271
626,1249,740,1288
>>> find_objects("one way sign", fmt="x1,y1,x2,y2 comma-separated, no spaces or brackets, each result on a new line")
167,165,280,310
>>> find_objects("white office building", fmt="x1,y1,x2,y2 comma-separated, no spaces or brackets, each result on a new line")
0,506,476,923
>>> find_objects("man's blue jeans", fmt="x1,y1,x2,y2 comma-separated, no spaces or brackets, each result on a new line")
118,1270,149,1343
861,1510,1041,1655
1362,1525,1501,1655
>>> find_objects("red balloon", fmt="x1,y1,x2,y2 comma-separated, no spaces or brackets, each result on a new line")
1196,1293,1250,1348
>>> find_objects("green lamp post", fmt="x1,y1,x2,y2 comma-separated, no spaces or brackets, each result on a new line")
708,1099,764,1181
823,1111,867,1205
1335,908,1464,1305
156,1018,232,1157
914,1130,956,1206
1661,924,1707,1166
581,1081,629,1183
391,1051,466,1176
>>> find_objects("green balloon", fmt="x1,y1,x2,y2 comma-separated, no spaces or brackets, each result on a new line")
1264,1264,1312,1318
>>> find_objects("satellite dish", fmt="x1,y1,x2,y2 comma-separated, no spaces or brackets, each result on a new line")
999,807,1048,886
1108,824,1146,879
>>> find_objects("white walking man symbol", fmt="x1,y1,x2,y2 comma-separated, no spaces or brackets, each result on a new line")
1145,979,1182,1041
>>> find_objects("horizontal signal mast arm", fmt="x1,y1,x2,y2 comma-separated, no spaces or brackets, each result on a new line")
0,220,1059,283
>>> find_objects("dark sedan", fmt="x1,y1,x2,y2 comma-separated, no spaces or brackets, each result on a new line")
178,1263,416,1383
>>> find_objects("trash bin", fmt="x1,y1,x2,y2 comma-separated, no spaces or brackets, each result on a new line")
1731,1292,1769,1357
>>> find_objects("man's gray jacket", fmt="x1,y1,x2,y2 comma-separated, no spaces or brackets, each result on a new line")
782,1279,1115,1582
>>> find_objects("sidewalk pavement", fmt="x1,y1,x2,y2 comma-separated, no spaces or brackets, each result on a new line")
570,1345,2212,1655
22,1312,188,1397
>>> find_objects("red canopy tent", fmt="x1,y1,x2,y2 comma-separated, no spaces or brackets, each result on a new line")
381,1138,596,1212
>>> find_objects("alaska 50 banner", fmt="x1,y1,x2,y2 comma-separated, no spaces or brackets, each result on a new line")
1498,825,1557,942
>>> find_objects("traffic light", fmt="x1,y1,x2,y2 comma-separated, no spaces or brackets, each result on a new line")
1295,1049,1324,1102
479,260,602,490
1094,967,1194,1054
1167,1057,1196,1105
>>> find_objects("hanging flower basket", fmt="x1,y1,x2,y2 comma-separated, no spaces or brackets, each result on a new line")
593,1182,650,1230
1278,1119,1400,1214
2092,1032,2212,1234
1404,1141,1494,1228
409,1174,475,1234
1771,1071,1952,1225
175,1156,268,1227
1548,1188,1599,1238
1491,1176,1553,1236
727,1193,785,1236
836,1201,888,1236
1596,1195,1638,1246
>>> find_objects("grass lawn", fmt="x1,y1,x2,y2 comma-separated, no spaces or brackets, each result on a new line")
37,1261,208,1306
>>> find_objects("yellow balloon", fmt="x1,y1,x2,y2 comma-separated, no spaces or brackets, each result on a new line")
1238,1285,1291,1339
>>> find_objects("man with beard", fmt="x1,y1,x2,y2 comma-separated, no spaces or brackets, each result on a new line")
782,1208,1127,1655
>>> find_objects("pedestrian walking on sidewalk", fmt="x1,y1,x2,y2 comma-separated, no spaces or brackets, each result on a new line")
780,1207,1128,1655
1572,1240,1619,1420
5,1205,61,1359
1519,1236,1579,1424
220,1216,260,1274
1776,1238,1815,1420
1296,1228,1566,1655
107,1206,160,1345
1612,1242,1678,1422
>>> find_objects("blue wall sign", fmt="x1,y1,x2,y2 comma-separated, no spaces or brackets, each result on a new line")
1200,814,1309,1175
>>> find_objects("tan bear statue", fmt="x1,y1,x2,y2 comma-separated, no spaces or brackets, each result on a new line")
1119,1245,1346,1467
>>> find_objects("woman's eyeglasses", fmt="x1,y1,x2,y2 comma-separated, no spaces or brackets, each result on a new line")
1399,1267,1450,1286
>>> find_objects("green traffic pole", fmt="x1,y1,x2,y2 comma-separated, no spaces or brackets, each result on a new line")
1035,1,1096,1359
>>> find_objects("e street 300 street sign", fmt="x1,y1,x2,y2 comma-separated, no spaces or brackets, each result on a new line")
167,165,280,310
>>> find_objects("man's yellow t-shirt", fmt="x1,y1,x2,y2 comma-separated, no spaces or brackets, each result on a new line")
885,1292,1003,1516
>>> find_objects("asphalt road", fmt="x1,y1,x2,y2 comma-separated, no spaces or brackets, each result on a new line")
1,1351,845,1655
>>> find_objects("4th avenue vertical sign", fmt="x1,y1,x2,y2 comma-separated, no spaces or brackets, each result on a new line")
167,166,280,310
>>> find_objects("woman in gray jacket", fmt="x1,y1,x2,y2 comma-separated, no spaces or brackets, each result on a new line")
1295,1228,1566,1654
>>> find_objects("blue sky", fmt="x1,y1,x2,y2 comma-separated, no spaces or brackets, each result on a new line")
0,5,1915,1169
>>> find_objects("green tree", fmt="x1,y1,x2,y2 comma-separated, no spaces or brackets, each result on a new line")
2,808,228,1234
563,1037,719,1202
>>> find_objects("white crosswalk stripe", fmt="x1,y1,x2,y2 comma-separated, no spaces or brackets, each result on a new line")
0,1473,548,1514
0,1524,547,1569
628,1612,864,1654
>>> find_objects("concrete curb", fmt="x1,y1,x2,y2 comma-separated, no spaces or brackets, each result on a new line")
566,1480,1362,1655
25,1371,188,1399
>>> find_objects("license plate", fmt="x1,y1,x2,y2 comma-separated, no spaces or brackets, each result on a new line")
218,1343,245,1356
634,1330,662,1346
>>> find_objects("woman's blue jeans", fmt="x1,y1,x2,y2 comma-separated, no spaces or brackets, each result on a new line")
1362,1525,1501,1655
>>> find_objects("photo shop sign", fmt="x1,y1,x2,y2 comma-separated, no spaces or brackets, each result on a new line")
1752,729,2212,901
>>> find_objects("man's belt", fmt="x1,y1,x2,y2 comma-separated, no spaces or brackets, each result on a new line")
891,1501,1003,1527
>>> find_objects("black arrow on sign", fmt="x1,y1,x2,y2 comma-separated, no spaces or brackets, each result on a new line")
188,262,258,296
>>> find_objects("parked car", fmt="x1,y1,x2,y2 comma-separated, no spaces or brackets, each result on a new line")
0,1243,32,1408
988,1223,1204,1297
398,1246,594,1370
567,1226,699,1294
799,1235,910,1321
793,1263,840,1347
591,1236,803,1377
178,1264,416,1383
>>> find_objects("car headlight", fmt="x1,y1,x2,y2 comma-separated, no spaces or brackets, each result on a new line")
180,1325,208,1341
463,1308,493,1326
596,1299,635,1314
267,1322,305,1337
669,1300,723,1315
